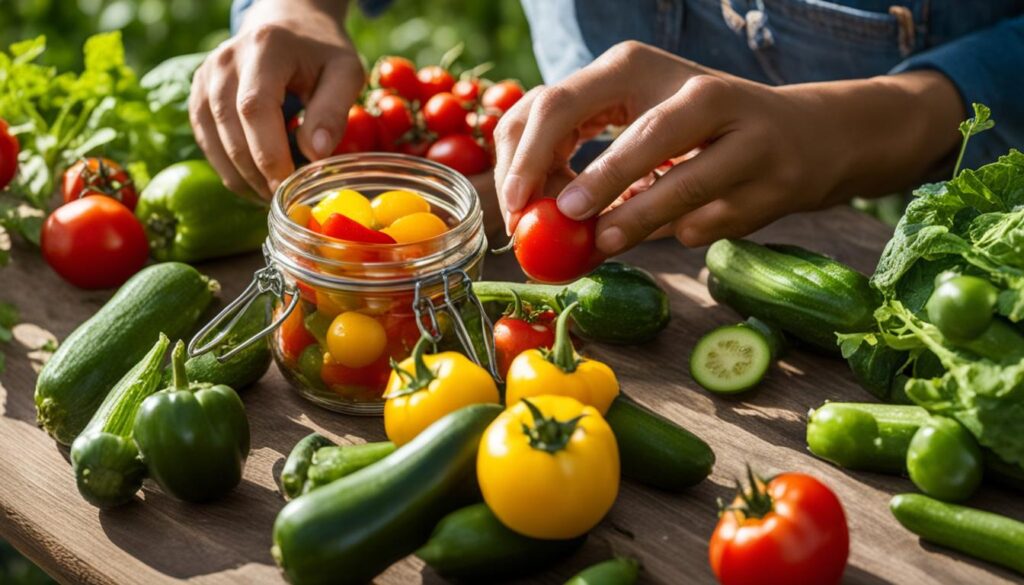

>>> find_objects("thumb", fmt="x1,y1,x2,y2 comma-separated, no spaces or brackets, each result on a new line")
298,55,365,161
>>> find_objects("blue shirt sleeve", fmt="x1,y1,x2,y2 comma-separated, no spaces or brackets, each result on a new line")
231,0,392,34
891,16,1024,169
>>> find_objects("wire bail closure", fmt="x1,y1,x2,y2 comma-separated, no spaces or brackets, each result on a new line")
188,244,299,363
413,268,500,381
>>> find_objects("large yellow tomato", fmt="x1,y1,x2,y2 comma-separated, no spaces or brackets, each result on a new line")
326,311,386,368
371,189,430,228
312,189,373,227
477,395,620,539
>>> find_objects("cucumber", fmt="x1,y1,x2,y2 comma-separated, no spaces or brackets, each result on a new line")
689,324,771,394
35,263,217,445
806,402,929,473
272,403,502,585
161,294,271,390
605,395,714,491
416,503,585,580
305,442,397,494
890,493,1024,574
565,557,640,585
280,433,335,500
741,316,786,359
705,239,880,353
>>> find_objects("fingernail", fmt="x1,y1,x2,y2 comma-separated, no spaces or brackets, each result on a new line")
596,226,627,255
503,175,526,212
557,186,591,219
312,128,333,158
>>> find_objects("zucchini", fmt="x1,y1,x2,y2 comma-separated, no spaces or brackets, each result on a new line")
304,442,396,495
565,557,640,585
272,403,502,585
806,402,929,473
741,316,786,359
890,493,1024,574
35,263,217,445
416,503,585,580
280,433,335,500
705,239,880,353
605,394,714,491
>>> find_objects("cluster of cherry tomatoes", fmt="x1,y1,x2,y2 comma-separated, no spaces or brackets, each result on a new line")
293,56,525,176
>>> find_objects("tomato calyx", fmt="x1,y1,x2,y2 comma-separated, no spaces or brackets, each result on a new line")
502,290,550,324
384,336,437,398
70,157,135,203
520,398,585,455
720,466,775,520
539,302,581,373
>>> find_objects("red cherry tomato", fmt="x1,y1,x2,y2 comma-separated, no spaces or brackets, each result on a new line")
482,80,525,112
376,56,420,102
321,352,391,398
423,92,469,136
467,111,499,144
0,118,20,190
375,94,414,149
276,300,316,364
396,138,433,157
321,213,397,244
417,65,455,101
41,196,149,289
334,105,378,154
61,158,138,210
452,79,480,105
364,87,396,110
709,471,849,585
426,134,489,176
512,198,599,284
493,296,556,378
287,113,303,133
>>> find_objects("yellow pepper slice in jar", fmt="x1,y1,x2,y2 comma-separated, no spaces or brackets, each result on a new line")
371,190,431,228
326,311,387,368
312,189,373,227
288,203,313,227
381,212,448,243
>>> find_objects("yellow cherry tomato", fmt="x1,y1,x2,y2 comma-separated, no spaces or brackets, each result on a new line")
315,290,361,317
381,212,448,243
384,339,500,446
288,203,313,227
326,311,387,368
312,189,373,227
477,395,619,539
371,190,430,228
505,303,619,413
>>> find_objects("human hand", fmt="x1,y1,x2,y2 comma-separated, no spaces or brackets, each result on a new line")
189,0,363,199
494,41,962,253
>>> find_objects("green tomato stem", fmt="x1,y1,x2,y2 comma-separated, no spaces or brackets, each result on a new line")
520,398,584,455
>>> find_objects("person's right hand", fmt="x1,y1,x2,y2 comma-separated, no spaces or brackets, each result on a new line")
189,0,364,199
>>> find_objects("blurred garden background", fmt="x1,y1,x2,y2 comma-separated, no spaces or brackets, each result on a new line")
0,1,539,582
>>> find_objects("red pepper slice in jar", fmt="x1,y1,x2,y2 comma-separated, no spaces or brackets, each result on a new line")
322,213,397,244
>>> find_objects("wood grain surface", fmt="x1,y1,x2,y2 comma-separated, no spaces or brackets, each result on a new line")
1,206,1020,585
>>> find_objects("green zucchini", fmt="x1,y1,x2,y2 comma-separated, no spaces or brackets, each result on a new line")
890,493,1024,574
280,433,336,500
705,239,880,353
416,503,585,580
304,442,397,495
161,294,271,390
565,557,640,585
272,403,502,585
35,263,217,445
806,402,929,473
605,394,714,491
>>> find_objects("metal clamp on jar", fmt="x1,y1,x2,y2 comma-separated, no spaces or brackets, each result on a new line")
190,153,496,415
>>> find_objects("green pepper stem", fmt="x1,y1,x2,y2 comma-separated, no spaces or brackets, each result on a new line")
171,340,189,391
547,302,579,372
521,398,585,454
471,281,564,310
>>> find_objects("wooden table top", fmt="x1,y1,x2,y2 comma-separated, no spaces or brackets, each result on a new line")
1,205,1020,585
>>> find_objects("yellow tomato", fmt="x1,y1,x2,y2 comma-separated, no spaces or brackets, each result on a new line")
315,290,361,317
477,395,619,539
384,340,500,446
288,203,313,227
311,189,373,227
326,311,387,368
381,212,448,243
371,190,431,228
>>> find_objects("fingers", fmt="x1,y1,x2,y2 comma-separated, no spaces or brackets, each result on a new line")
558,75,731,221
493,85,543,230
297,54,365,161
673,184,796,247
189,66,249,194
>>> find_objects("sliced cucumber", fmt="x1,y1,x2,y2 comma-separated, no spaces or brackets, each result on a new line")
689,324,771,394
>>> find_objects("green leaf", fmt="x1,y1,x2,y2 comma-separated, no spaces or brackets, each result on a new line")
954,103,995,178
0,301,18,329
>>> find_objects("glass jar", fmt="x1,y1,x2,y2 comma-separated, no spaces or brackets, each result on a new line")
198,153,490,415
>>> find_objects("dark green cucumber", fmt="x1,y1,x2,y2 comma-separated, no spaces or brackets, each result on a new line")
305,441,397,494
416,503,585,580
565,557,640,585
890,494,1024,574
806,402,929,473
705,239,880,353
35,263,217,445
742,316,786,359
161,295,271,389
605,394,714,491
272,403,503,585
281,433,336,500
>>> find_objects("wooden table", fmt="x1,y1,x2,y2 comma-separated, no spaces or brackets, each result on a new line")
1,206,1020,585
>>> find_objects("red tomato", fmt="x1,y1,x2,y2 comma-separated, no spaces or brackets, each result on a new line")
710,471,849,585
375,94,414,149
61,158,138,210
482,80,525,112
276,299,316,364
333,105,378,154
452,79,480,105
0,118,19,190
396,138,433,157
512,198,600,283
417,65,455,101
493,297,556,378
321,213,397,244
364,87,395,110
467,111,499,144
426,134,489,175
287,113,303,133
321,352,391,398
376,56,420,102
423,92,469,136
41,196,149,289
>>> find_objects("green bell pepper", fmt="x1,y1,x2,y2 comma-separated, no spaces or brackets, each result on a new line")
134,341,250,502
136,160,268,262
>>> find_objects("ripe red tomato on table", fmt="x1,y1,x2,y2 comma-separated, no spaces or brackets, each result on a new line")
333,105,378,154
61,158,138,210
423,92,469,136
0,118,19,191
426,134,489,176
709,471,849,585
512,198,600,284
482,80,525,112
417,65,454,101
375,56,420,102
375,94,414,149
41,196,149,289
452,79,480,105
493,296,556,378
